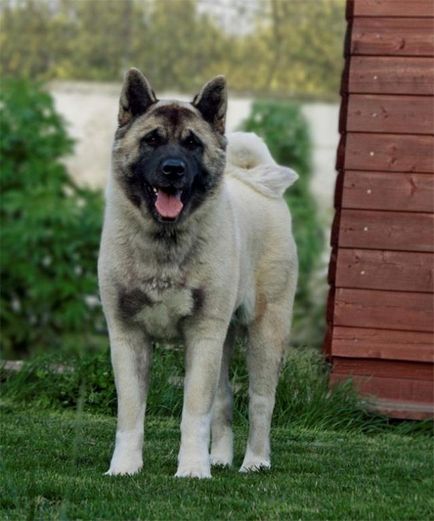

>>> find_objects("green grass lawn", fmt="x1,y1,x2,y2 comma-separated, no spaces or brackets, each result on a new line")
1,401,433,521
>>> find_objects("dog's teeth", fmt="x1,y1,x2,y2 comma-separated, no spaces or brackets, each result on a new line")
153,187,158,194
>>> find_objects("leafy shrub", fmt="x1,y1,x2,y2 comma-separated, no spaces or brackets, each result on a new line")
0,352,115,412
0,79,104,357
241,100,325,346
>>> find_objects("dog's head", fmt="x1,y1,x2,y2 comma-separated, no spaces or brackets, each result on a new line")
112,68,227,224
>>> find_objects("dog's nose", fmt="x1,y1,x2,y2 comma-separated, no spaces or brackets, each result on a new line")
161,158,186,177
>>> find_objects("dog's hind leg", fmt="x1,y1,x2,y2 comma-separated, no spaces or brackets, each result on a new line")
210,324,235,467
240,291,294,473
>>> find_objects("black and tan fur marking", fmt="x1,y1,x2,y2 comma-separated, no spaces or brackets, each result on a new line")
117,288,153,320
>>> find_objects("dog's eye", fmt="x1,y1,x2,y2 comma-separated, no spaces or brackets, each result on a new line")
142,132,161,147
183,134,201,150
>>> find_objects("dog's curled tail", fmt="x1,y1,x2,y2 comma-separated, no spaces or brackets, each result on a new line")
226,132,298,198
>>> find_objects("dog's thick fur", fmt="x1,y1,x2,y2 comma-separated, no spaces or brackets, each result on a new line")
98,68,298,478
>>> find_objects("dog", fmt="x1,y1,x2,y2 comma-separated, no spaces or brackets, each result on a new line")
98,68,298,478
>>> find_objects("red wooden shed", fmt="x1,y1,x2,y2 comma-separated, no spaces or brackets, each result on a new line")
324,0,434,419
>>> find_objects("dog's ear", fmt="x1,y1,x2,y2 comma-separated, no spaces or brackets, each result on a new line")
192,76,227,134
118,68,157,126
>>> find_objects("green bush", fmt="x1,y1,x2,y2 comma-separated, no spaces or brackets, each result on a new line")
241,100,325,346
0,79,104,357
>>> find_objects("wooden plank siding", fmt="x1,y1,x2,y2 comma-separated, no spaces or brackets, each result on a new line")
346,95,434,134
325,0,434,418
335,249,434,293
330,327,434,363
330,373,434,419
333,358,433,380
350,18,434,57
342,172,434,212
344,134,434,173
330,372,434,405
347,0,434,19
333,288,434,332
348,57,434,95
337,210,434,252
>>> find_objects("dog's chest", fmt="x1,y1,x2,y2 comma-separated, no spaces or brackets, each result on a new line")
118,276,201,339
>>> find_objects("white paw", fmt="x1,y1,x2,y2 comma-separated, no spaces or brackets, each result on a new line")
240,457,271,473
210,435,233,467
210,449,233,467
175,460,211,479
105,451,143,476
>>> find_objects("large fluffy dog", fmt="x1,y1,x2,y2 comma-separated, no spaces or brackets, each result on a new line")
98,68,298,478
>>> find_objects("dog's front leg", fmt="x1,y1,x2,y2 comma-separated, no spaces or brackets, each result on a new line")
175,323,227,478
106,324,151,476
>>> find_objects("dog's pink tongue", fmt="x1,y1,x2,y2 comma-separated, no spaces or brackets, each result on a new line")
155,190,183,218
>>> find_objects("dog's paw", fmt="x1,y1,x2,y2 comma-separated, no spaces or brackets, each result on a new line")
105,452,143,476
175,461,211,479
210,449,233,467
239,457,271,473
105,461,143,476
210,436,233,467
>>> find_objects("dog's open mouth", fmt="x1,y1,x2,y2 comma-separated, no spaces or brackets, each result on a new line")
151,186,184,220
